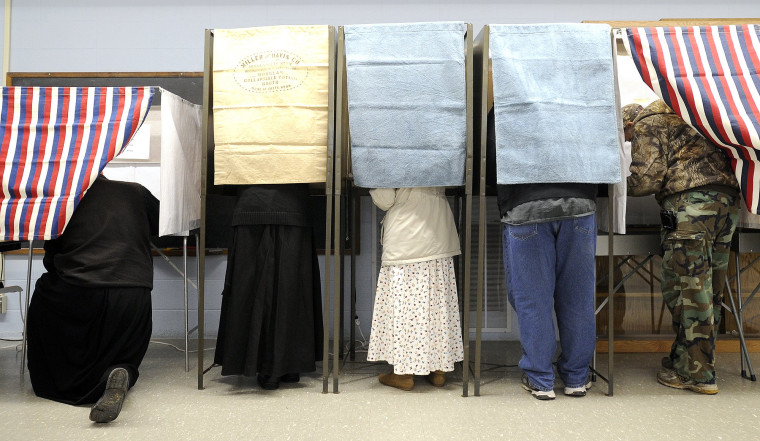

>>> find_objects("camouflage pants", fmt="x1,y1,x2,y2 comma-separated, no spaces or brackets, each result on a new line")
660,190,739,383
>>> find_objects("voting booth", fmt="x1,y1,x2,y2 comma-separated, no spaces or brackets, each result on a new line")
328,22,474,394
0,84,154,373
199,25,336,389
473,23,624,395
622,19,760,381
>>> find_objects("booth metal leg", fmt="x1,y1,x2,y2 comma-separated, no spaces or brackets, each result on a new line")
607,207,614,396
461,192,472,398
152,241,200,371
735,252,747,377
474,193,485,397
338,196,353,360
726,281,755,380
195,233,201,370
349,192,357,362
20,243,33,376
183,236,190,372
332,192,343,393
726,254,755,380
736,268,755,381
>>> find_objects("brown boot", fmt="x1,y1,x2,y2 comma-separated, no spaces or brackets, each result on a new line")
378,373,414,391
427,370,446,387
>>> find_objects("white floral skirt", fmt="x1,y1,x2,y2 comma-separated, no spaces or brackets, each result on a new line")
367,257,464,375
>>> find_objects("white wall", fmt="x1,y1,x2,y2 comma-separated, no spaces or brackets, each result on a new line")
1,0,758,342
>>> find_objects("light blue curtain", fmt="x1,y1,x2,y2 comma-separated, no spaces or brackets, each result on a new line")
345,22,467,188
490,23,621,185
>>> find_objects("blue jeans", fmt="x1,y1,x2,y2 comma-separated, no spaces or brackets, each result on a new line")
502,214,597,390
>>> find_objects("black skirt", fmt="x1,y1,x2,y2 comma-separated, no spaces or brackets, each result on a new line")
214,224,323,377
26,273,152,405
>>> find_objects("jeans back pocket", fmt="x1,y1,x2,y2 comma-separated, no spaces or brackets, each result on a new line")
508,223,538,241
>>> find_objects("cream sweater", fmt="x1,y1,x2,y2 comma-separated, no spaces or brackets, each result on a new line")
370,187,461,266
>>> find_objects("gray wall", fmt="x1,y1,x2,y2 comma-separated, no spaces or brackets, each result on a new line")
1,1,757,343
9,0,759,72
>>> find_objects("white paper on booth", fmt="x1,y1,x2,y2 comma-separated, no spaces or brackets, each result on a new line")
101,163,161,200
159,89,202,237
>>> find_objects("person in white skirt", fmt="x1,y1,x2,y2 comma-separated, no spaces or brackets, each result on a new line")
367,187,464,391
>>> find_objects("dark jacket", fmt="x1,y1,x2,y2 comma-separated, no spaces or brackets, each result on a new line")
231,184,311,227
486,108,597,218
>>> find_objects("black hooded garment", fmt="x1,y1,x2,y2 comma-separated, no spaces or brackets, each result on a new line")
27,176,159,405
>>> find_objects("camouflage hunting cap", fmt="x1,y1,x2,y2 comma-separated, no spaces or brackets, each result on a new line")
622,103,644,125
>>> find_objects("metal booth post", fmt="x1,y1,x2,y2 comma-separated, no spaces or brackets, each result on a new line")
606,187,615,395
328,26,346,393
349,187,358,363
603,26,618,396
19,241,33,375
321,26,337,394
588,188,618,397
151,234,199,372
725,232,758,381
461,22,475,397
197,28,213,389
329,26,366,391
0,243,23,373
471,25,489,397
184,236,190,371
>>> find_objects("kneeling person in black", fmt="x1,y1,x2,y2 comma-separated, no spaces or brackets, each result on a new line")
27,175,159,423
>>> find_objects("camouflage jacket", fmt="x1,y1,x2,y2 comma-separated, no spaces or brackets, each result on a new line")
627,99,739,203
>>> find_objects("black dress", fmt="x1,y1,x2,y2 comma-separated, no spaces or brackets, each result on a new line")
26,176,159,405
214,184,323,378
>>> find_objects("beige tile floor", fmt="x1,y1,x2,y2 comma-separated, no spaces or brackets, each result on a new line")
2,340,760,441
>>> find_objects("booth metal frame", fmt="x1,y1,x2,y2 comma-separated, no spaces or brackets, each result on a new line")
724,230,760,381
0,241,32,375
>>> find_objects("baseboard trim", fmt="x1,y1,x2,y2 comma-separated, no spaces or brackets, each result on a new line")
596,339,760,353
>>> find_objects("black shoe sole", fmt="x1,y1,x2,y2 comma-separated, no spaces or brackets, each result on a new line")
280,373,300,383
89,368,129,423
257,375,280,390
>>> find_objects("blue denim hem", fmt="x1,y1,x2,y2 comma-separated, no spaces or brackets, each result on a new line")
524,374,554,392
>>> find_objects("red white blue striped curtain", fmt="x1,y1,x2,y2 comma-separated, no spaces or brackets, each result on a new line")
0,87,154,240
626,25,760,213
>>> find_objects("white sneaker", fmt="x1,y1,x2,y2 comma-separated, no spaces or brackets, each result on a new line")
563,381,592,397
521,374,556,400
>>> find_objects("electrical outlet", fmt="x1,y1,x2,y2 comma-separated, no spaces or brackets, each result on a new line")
0,293,6,314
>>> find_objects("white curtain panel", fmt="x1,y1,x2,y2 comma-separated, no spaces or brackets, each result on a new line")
159,89,202,237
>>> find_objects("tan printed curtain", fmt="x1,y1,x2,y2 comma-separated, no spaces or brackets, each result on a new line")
213,25,330,184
